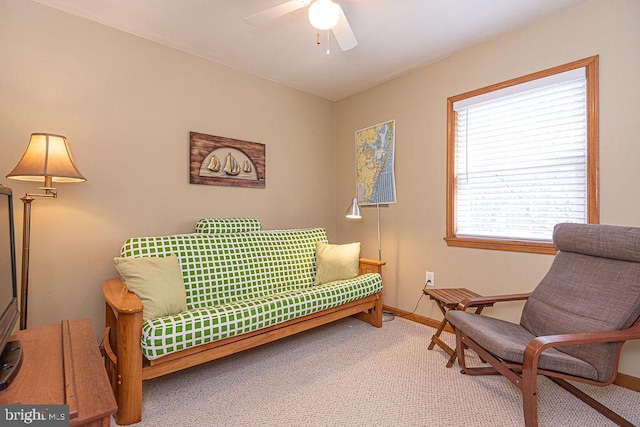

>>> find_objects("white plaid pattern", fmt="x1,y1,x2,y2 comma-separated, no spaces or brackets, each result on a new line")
141,274,382,359
120,227,383,359
195,218,262,234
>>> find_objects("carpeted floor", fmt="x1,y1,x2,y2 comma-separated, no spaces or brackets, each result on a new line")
115,317,640,427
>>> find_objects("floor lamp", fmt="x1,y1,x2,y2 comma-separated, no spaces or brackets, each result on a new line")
346,196,394,321
6,133,86,330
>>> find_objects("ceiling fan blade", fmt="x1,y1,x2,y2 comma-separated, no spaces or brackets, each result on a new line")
331,4,358,51
245,0,312,27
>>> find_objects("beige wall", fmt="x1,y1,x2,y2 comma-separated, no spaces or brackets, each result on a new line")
2,0,639,379
0,1,336,334
336,0,640,377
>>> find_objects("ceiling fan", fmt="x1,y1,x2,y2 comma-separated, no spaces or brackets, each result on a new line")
245,0,358,52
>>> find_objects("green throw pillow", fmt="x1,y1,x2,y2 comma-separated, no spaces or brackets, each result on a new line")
314,242,361,285
114,254,187,321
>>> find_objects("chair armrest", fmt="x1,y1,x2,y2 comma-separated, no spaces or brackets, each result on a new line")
359,258,386,275
457,293,532,310
103,278,143,314
524,320,640,363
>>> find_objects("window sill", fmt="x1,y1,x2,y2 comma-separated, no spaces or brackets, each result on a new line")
444,236,557,255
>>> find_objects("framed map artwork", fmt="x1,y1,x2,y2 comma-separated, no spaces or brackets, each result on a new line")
189,131,266,189
355,120,396,205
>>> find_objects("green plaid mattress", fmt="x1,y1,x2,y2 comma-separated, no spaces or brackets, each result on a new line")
121,228,328,308
195,218,262,234
120,228,383,359
141,273,382,359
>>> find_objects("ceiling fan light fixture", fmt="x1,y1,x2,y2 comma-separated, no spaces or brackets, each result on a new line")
308,0,340,30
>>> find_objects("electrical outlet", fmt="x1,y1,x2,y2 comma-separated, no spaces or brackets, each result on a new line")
425,271,435,287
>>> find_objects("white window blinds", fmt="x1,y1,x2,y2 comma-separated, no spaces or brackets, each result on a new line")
452,68,587,242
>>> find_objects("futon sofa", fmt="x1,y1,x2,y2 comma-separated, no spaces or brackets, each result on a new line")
102,218,384,425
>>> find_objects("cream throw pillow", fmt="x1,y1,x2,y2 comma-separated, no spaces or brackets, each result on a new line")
314,242,361,285
114,254,187,321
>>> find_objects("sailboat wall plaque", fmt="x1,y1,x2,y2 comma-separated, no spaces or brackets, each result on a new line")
190,132,266,189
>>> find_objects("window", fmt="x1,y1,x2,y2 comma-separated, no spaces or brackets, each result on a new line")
446,56,599,254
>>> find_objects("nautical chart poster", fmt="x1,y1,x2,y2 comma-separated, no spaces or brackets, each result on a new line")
190,131,266,189
355,120,396,205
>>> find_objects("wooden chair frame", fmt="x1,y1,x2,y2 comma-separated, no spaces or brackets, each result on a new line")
454,294,640,427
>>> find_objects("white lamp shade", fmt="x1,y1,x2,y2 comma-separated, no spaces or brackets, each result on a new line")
308,0,340,30
7,133,86,183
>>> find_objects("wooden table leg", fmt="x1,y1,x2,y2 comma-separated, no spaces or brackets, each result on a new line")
428,300,458,366
445,354,458,367
428,301,449,350
424,288,493,368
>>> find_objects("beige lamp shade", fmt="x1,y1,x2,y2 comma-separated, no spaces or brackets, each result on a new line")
6,133,86,183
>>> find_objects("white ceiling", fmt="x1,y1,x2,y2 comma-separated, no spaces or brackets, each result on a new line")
32,0,589,101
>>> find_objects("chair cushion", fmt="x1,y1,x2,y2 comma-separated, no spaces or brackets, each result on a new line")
520,252,640,382
446,310,599,381
553,223,640,263
520,225,640,382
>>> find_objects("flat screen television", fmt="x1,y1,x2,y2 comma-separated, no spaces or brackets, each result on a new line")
0,184,22,390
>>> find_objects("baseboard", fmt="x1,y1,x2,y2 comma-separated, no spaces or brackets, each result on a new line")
614,373,640,392
382,305,640,392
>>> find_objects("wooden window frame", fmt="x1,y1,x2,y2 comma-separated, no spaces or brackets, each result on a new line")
445,56,599,255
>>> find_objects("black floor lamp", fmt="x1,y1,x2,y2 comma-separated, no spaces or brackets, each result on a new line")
6,133,86,330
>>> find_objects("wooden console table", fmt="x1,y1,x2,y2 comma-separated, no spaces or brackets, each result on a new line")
424,288,493,367
0,319,117,426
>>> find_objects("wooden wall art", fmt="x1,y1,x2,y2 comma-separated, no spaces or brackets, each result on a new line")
189,131,266,189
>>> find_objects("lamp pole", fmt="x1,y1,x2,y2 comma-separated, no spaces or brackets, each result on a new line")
376,199,381,262
19,195,33,330
18,181,56,330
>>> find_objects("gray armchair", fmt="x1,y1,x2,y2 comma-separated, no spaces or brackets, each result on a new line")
446,223,640,427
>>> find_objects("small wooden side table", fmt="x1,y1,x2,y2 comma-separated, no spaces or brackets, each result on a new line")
424,288,493,367
0,319,117,426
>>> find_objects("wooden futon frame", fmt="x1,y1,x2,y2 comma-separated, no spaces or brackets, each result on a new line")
102,258,385,425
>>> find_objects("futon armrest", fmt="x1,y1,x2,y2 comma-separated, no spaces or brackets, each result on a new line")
359,258,386,275
103,277,144,314
103,278,144,425
457,293,532,310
